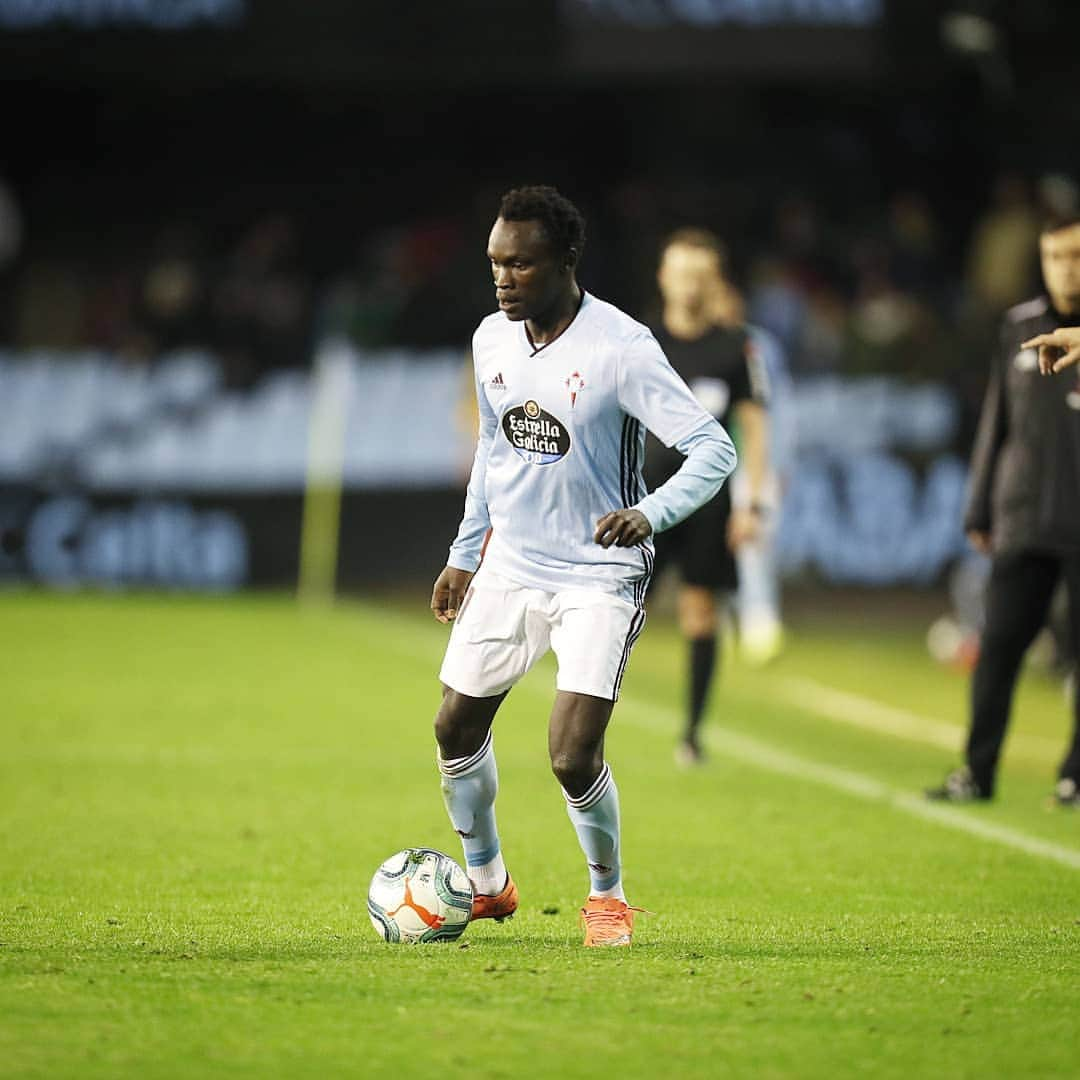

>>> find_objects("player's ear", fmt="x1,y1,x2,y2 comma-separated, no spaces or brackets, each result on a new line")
564,247,579,273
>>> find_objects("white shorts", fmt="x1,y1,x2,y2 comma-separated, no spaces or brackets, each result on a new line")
439,567,646,701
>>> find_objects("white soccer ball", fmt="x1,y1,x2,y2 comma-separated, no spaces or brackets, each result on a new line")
367,848,474,943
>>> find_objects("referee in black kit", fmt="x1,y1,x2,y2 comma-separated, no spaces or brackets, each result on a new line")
644,228,769,767
928,213,1080,806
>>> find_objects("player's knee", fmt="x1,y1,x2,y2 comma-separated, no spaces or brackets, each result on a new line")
433,691,485,759
549,749,602,797
678,591,717,638
681,613,717,639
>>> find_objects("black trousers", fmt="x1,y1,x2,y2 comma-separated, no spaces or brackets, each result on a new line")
967,550,1080,794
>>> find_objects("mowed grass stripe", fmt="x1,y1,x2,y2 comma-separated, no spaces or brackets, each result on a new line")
773,674,1062,762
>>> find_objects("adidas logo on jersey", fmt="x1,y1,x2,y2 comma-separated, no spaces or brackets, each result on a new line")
488,372,507,391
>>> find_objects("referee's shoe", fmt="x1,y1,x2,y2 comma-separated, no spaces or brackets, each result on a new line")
925,766,990,803
1054,777,1080,807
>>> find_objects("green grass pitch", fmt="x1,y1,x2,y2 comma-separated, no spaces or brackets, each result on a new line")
2,589,1079,1078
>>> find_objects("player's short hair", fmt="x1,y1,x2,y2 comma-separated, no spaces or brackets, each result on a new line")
1040,212,1080,235
498,186,586,262
661,227,728,275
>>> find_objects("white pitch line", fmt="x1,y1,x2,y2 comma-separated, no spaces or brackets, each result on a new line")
771,674,1062,763
608,694,1080,872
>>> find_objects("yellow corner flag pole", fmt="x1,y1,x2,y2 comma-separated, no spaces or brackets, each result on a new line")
298,339,352,605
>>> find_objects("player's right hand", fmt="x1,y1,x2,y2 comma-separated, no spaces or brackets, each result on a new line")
1022,327,1080,375
431,566,474,623
966,530,992,555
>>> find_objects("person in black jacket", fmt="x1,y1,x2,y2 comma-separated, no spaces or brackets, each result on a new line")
928,214,1080,806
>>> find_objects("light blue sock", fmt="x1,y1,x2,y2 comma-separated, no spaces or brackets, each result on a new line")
438,732,506,894
564,764,624,899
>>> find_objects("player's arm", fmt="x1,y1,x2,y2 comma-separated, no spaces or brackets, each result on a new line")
594,425,737,547
434,355,496,621
597,333,737,547
963,337,1008,555
1022,326,1080,374
725,331,771,548
728,399,768,548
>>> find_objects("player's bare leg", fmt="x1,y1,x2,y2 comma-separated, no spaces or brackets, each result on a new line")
677,584,719,765
435,687,517,916
549,691,641,945
434,686,505,760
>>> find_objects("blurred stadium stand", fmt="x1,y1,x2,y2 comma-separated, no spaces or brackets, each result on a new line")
0,0,1077,593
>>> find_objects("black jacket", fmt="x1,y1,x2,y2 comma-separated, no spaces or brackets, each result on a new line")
964,295,1080,555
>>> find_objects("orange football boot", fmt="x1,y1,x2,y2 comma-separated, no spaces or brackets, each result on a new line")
580,896,646,947
470,873,518,922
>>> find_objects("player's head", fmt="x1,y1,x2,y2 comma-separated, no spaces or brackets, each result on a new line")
488,185,585,321
658,228,728,317
1040,213,1080,314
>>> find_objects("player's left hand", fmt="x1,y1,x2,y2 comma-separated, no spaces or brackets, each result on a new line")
594,508,652,548
727,507,762,550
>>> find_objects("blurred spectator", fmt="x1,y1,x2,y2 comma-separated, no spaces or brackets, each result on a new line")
122,221,210,361
13,261,85,348
0,174,24,344
964,172,1041,319
319,215,479,351
0,174,22,271
212,213,312,387
317,227,412,349
747,256,810,368
887,190,948,307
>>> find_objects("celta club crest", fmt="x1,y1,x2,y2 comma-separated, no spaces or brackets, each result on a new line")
566,371,586,408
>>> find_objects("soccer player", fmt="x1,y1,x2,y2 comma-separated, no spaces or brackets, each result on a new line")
927,214,1080,806
431,187,737,946
713,267,793,667
644,229,770,765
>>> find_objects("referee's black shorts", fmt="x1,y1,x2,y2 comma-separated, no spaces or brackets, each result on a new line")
650,488,737,591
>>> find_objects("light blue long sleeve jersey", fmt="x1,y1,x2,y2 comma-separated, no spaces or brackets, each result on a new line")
448,292,737,604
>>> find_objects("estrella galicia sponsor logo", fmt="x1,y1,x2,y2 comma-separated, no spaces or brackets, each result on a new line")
502,399,571,465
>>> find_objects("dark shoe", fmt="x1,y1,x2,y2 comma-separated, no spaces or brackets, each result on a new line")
1053,778,1080,807
925,767,990,803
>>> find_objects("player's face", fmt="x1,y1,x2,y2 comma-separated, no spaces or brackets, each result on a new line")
1040,224,1080,314
658,244,722,315
487,217,569,322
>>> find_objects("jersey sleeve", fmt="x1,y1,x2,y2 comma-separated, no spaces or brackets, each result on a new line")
963,325,1009,535
732,330,770,407
617,330,738,534
447,346,495,571
617,330,723,450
